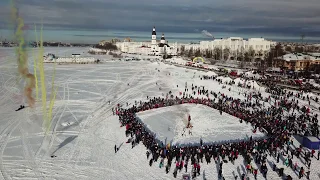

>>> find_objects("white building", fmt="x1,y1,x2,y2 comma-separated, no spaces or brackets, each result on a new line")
44,53,96,63
116,27,178,56
183,37,276,60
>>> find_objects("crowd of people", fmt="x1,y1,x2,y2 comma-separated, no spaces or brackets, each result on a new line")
114,75,319,179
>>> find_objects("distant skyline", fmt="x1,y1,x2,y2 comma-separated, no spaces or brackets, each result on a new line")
1,0,320,43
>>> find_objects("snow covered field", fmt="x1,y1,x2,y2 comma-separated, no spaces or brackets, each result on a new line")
0,47,319,180
137,104,265,146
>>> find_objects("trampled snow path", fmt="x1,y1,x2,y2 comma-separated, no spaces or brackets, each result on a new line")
0,47,319,180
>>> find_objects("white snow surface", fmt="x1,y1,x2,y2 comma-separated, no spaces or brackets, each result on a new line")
0,47,319,180
206,71,217,76
137,104,265,146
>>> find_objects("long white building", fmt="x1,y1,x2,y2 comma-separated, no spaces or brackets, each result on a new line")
116,27,178,56
44,53,96,63
184,37,276,60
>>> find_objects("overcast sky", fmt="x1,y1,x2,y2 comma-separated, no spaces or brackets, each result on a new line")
1,0,320,38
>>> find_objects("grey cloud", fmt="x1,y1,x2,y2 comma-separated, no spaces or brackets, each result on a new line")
1,0,320,37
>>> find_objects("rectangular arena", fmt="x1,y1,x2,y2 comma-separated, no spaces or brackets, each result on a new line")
136,104,266,146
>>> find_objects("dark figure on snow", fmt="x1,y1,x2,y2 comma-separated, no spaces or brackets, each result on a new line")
184,162,188,172
114,145,117,153
166,164,170,174
15,105,25,111
173,167,178,178
196,164,200,175
218,168,222,178
241,174,245,180
299,167,304,179
146,151,150,159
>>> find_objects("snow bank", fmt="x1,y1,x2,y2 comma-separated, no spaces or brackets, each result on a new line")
217,76,233,83
89,48,107,53
206,71,217,76
244,71,261,79
234,78,245,84
166,57,187,65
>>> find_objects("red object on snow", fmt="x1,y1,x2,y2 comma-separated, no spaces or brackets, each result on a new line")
229,71,237,77
188,115,191,122
295,79,302,85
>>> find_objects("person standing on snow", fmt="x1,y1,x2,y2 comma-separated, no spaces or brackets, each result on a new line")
159,158,164,168
184,160,188,172
146,151,150,159
197,163,200,175
253,169,258,179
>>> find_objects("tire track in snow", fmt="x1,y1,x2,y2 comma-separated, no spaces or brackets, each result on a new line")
35,82,67,158
36,65,85,157
0,119,20,180
19,126,44,179
88,68,155,129
37,79,71,158
65,65,150,168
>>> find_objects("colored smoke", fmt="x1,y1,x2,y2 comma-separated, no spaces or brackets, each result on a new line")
11,0,36,107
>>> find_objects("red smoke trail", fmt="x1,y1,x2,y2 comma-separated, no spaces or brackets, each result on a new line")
11,0,36,107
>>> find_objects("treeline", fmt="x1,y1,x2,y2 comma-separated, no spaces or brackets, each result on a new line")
284,45,320,53
178,45,263,62
94,42,118,51
28,41,93,47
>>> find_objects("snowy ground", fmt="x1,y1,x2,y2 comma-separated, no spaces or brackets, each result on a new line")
137,104,265,146
0,47,319,180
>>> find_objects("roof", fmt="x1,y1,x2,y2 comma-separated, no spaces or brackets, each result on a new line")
308,53,320,57
305,136,320,142
159,43,170,47
279,53,314,61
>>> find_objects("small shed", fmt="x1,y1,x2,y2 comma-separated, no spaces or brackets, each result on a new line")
302,136,320,149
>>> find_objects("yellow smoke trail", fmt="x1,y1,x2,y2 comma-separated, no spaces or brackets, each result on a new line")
10,0,57,132
46,61,57,132
34,24,57,132
38,24,47,125
33,25,39,100
32,46,38,100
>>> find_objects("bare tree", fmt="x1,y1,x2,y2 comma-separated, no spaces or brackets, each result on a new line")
205,49,213,58
285,46,292,53
194,48,201,57
213,47,222,60
258,50,263,59
244,51,250,62
187,47,194,57
248,46,255,62
238,47,245,61
223,48,230,60
179,45,185,56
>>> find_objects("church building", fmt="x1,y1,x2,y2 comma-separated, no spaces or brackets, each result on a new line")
116,26,177,56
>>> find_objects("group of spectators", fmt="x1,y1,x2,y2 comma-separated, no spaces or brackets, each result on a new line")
114,74,319,180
